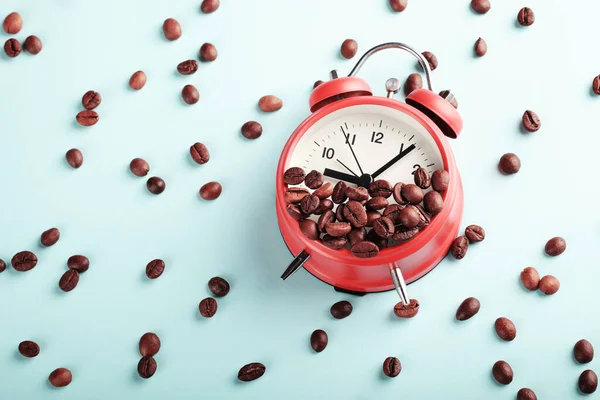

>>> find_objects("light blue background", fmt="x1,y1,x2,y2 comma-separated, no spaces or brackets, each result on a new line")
0,0,598,398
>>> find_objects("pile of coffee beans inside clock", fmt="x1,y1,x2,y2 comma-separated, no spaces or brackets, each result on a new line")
283,166,448,258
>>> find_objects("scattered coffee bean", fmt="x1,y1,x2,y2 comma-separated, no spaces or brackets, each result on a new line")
190,142,210,164
383,204,403,223
456,297,480,321
3,38,20,57
366,197,388,211
517,388,537,400
138,356,157,379
574,339,594,364
392,226,418,242
182,84,200,105
82,90,101,110
147,177,166,195
369,180,392,198
414,168,431,189
347,227,366,247
325,222,351,237
373,217,395,238
199,42,217,62
401,184,424,204
200,0,220,13
162,18,182,40
76,110,99,126
49,368,72,387
332,182,348,203
464,225,485,242
314,183,334,199
0,259,5,273
322,234,347,249
423,191,443,215
41,228,60,247
366,210,382,228
495,317,516,341
286,204,305,221
367,229,388,249
579,370,598,394
449,236,469,259
539,275,560,295
330,300,353,319
199,297,218,318
593,76,600,95
130,158,149,177
345,186,369,202
335,205,346,222
389,0,408,12
498,153,520,175
238,362,266,382
471,0,491,14
3,12,22,34
340,39,358,59
310,329,328,352
394,299,420,318
398,206,420,229
315,200,332,215
208,277,230,297
305,170,324,190
258,95,283,112
522,110,541,132
129,71,147,90
391,183,407,205
18,341,40,358
11,251,37,272
177,60,198,75
517,7,535,26
59,269,79,292
284,187,309,204
431,169,449,192
421,51,438,71
299,219,318,240
383,356,402,377
545,237,566,256
145,259,165,279
404,73,423,96
520,267,540,291
300,195,320,214
492,360,513,385
344,201,367,228
67,255,89,273
439,90,458,108
474,37,487,57
317,210,335,233
139,333,161,357
23,35,42,54
351,241,379,258
241,121,262,139
200,182,222,200
66,148,83,169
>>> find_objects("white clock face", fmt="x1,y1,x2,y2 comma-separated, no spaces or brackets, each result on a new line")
288,104,444,187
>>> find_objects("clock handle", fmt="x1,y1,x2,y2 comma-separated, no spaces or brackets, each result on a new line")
390,266,410,306
281,250,311,280
347,42,434,92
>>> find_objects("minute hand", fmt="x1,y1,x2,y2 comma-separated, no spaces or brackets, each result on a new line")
371,144,416,179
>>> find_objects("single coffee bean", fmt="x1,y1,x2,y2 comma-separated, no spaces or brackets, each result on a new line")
414,168,431,189
414,205,431,230
343,201,367,228
471,0,491,14
23,35,42,54
373,217,395,238
439,90,458,108
351,241,379,258
383,357,402,377
208,276,230,297
138,356,157,379
431,169,449,192
129,158,149,177
392,226,419,242
238,362,266,382
199,297,218,318
389,0,407,11
200,182,222,200
335,204,346,222
456,297,480,321
517,7,535,26
41,228,60,247
330,300,353,319
498,153,520,174
3,38,20,57
492,360,513,385
398,206,420,229
449,236,469,259
11,251,37,272
593,75,600,95
286,204,305,221
495,317,516,341
517,388,537,400
177,60,198,75
474,37,487,57
66,148,83,169
522,110,541,132
300,194,320,215
314,198,333,215
299,219,319,240
366,197,388,211
340,39,358,59
314,182,334,199
421,51,438,71
283,167,305,185
322,234,347,249
3,12,22,34
332,181,348,203
129,71,147,90
539,275,560,295
0,259,6,273
67,255,89,273
369,180,393,198
139,333,161,357
394,299,419,318
241,121,262,139
76,110,99,126
304,170,324,189
545,237,566,256
579,370,598,394
162,18,182,40
284,188,309,204
401,184,424,204
325,222,351,237
347,228,367,247
391,183,407,205
18,341,40,358
383,204,403,224
367,229,388,249
310,329,328,352
147,177,166,195
59,269,79,292
190,142,210,165
520,267,540,290
574,340,594,364
258,95,282,112
317,210,335,232
49,368,72,387
366,210,382,228
345,186,369,202
182,84,200,105
200,0,220,13
145,259,165,279
465,225,485,242
404,73,423,96
82,90,101,110
199,42,217,61
423,191,443,215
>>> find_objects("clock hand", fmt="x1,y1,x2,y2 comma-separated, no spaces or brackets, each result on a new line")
371,143,416,179
336,159,359,178
323,168,360,185
340,126,364,176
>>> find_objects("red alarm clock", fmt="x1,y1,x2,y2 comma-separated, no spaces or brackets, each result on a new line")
276,43,464,305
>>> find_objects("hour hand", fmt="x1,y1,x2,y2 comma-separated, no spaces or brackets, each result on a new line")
323,168,360,185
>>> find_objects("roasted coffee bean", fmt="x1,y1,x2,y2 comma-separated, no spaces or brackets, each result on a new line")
145,259,165,279
340,39,358,59
199,297,218,318
439,90,458,108
383,204,403,224
593,76,600,95
200,0,220,13
347,228,367,247
190,142,210,165
177,60,198,75
284,167,305,185
0,259,6,273
392,226,418,242
414,168,431,189
471,0,490,14
431,169,449,192
367,229,388,249
465,225,485,242
76,110,99,126
314,198,333,215
241,121,262,139
404,73,423,96
238,362,266,382
343,201,367,228
11,251,37,272
332,181,348,204
129,71,147,90
300,194,320,215
369,180,392,198
138,356,157,379
82,90,102,110
258,95,282,112
18,341,40,358
394,299,419,318
423,191,443,215
24,35,42,54
330,300,353,319
200,181,222,200
522,110,541,132
383,357,402,377
545,237,566,256
351,241,379,258
520,267,540,290
366,197,388,210
322,234,347,249
66,148,83,169
314,182,334,199
3,12,22,34
517,7,535,26
449,236,469,259
4,38,20,57
398,206,420,229
421,51,438,71
162,18,182,40
199,43,217,62
286,204,305,221
456,297,480,321
495,317,516,341
305,170,323,189
67,255,89,273
401,184,424,204
208,277,230,297
345,186,369,201
392,183,408,205
147,177,166,195
139,333,161,357
59,270,79,292
539,275,560,295
325,222,351,237
474,37,487,57
517,388,537,400
373,217,395,238
49,368,72,387
574,340,594,364
498,153,520,175
299,219,319,240
414,205,431,229
492,361,513,385
284,188,309,204
366,210,382,228
389,0,407,12
182,84,200,105
41,228,60,247
579,370,598,394
310,329,328,352
317,210,335,232
128,158,149,178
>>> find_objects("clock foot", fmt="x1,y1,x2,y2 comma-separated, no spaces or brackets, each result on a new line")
333,286,367,296
281,250,310,280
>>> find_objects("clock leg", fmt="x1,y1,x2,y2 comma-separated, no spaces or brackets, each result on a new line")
281,250,310,280
390,267,410,306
